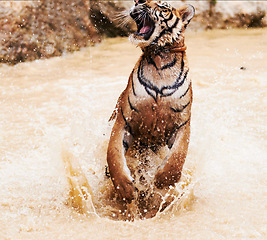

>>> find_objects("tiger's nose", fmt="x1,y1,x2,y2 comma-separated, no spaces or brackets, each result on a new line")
130,3,142,18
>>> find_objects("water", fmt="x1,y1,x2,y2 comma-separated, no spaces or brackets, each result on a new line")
0,28,266,239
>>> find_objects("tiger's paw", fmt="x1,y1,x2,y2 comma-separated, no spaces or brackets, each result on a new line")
113,173,136,203
154,168,181,189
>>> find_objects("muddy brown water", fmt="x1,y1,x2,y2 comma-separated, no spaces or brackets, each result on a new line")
0,29,266,239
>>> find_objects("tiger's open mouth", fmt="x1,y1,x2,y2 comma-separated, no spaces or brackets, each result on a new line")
131,13,155,40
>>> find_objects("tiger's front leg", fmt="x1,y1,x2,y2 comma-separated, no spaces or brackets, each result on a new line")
107,109,135,203
154,121,190,189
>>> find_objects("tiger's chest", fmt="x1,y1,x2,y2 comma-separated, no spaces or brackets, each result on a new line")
128,96,179,142
124,52,192,143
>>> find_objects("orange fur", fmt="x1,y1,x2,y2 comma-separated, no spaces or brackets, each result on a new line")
107,1,195,203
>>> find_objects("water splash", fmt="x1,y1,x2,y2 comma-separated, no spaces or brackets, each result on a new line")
61,138,195,221
61,145,97,216
124,146,195,220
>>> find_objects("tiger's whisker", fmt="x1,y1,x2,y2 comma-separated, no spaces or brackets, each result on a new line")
117,18,132,27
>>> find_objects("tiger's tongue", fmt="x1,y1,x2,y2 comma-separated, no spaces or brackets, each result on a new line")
139,26,150,34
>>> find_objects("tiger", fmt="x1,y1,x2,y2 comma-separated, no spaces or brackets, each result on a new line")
107,0,195,203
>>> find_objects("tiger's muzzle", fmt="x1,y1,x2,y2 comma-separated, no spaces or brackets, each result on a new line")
130,5,155,41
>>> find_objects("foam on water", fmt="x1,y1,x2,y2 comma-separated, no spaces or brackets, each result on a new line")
0,29,266,239
60,115,196,221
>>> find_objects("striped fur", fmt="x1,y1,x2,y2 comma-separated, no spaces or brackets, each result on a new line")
107,0,195,203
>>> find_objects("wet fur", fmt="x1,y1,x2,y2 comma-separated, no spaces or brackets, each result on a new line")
107,0,195,203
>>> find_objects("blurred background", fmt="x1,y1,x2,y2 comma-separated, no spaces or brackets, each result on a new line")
0,0,266,64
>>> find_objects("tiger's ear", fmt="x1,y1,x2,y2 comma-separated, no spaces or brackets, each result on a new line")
178,5,195,24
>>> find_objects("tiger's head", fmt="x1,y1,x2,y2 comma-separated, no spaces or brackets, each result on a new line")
129,0,195,49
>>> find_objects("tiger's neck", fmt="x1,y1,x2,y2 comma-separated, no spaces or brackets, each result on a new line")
141,43,187,72
136,42,189,99
141,39,186,55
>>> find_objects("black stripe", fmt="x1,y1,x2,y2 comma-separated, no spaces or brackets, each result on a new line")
145,87,157,102
170,101,191,113
153,8,159,21
161,53,186,92
128,96,139,112
137,58,160,97
131,72,137,96
121,107,133,136
177,118,190,131
167,12,174,21
161,70,188,97
153,29,167,45
181,52,185,68
157,5,168,10
169,17,179,32
179,82,191,99
121,107,128,124
138,53,188,98
165,12,174,28
153,16,179,45
169,70,188,90
123,140,129,152
176,52,185,79
148,55,158,70
167,118,190,149
161,52,184,93
161,55,177,70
